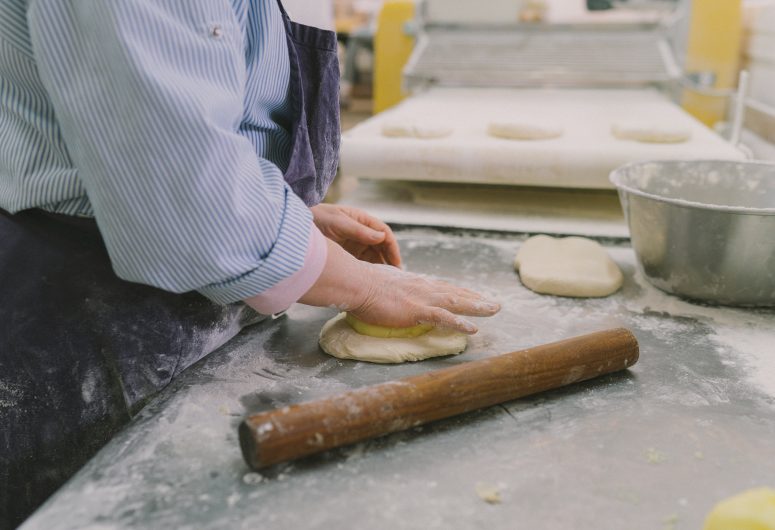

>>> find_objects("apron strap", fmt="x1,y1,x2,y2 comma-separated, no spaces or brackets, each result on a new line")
274,0,290,19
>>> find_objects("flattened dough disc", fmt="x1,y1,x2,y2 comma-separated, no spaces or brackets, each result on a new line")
487,121,563,140
319,313,468,364
381,122,453,139
611,123,691,143
514,235,623,297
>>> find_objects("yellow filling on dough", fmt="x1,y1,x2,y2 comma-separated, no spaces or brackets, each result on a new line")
345,313,433,338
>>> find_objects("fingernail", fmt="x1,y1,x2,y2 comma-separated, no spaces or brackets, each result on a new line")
472,302,499,313
459,319,477,334
369,231,384,240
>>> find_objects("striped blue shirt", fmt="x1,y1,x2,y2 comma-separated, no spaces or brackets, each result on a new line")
0,0,316,304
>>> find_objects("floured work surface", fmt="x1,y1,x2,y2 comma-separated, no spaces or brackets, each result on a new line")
341,87,745,189
22,228,775,530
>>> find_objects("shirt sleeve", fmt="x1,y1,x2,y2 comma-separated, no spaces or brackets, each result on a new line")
239,224,328,315
26,0,320,304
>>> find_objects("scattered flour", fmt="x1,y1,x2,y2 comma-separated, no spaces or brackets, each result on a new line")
646,448,666,464
0,381,24,409
226,492,240,508
81,371,98,404
622,261,775,398
242,473,263,485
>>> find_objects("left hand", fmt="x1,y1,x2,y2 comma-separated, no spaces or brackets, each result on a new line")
310,204,401,267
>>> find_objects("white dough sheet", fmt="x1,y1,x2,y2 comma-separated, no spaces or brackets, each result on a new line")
340,88,746,189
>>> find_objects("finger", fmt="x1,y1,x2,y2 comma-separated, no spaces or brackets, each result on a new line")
341,240,386,264
427,280,494,302
339,215,387,245
341,207,402,267
417,307,478,335
345,206,391,232
378,233,402,267
370,242,397,268
420,281,501,314
360,247,387,265
431,293,501,316
347,209,398,246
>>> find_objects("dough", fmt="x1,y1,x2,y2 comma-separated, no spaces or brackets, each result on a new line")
611,123,691,143
319,313,467,364
381,122,453,139
703,488,775,530
514,235,623,297
487,121,563,140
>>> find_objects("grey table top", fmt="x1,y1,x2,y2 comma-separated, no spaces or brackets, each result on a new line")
22,227,775,530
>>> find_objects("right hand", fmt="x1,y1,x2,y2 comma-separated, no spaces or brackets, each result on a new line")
298,239,500,334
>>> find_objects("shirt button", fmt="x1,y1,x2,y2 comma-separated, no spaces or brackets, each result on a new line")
209,24,224,39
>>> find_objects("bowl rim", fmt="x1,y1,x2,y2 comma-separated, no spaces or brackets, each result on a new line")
609,159,775,216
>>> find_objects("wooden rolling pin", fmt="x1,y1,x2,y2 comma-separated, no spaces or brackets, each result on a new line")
239,328,639,470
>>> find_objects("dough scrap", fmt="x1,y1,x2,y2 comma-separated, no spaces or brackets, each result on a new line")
514,235,623,297
475,483,502,505
645,447,666,464
381,122,453,139
319,313,467,364
703,488,775,530
487,121,563,140
611,123,691,143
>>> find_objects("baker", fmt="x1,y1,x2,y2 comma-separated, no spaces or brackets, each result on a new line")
0,1,500,526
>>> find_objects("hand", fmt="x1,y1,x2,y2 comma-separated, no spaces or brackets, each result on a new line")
310,204,401,267
351,264,501,334
298,240,500,334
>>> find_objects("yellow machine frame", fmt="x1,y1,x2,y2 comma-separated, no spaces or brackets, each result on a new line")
372,0,744,126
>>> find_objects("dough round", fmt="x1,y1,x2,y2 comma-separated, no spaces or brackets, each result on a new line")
487,121,563,140
514,235,623,297
319,313,468,364
611,123,691,144
381,122,453,139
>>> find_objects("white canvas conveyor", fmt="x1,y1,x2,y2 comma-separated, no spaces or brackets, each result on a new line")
340,87,746,189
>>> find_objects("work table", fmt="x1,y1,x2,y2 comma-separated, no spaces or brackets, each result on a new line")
22,227,775,530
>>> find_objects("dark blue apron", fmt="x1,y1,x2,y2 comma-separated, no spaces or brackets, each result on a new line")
0,2,340,526
278,0,341,206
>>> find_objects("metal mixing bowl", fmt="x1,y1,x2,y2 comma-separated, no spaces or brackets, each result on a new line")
610,159,775,307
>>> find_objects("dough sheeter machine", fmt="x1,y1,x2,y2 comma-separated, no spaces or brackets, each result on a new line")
20,4,775,530
337,0,747,238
